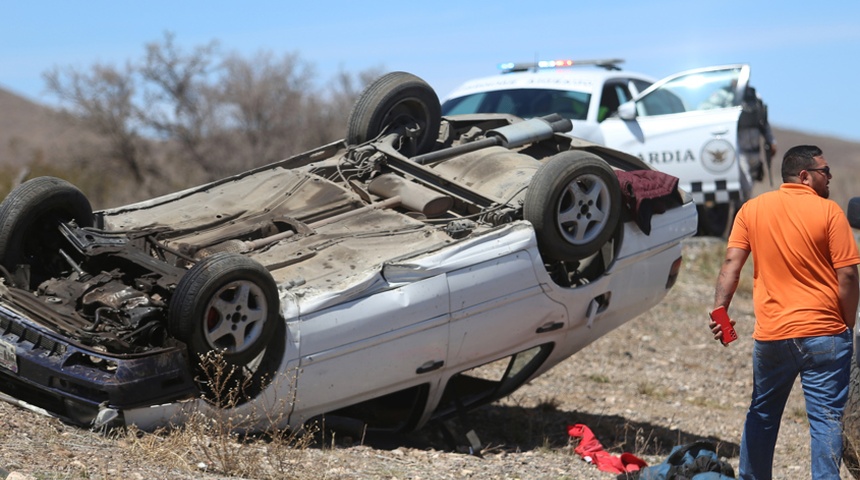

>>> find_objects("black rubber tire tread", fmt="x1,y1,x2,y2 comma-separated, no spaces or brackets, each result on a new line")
346,71,441,157
523,151,622,261
843,360,860,478
168,252,280,367
0,176,93,289
697,203,731,237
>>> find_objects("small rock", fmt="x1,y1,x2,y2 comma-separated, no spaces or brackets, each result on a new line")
7,473,36,480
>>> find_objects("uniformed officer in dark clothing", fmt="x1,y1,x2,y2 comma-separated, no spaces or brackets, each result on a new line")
739,86,777,183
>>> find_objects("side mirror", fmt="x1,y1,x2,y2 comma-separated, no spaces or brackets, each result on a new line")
617,101,637,121
848,197,860,229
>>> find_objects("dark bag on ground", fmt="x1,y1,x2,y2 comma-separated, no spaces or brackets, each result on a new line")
618,440,735,479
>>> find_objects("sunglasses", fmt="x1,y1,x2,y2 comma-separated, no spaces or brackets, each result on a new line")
806,166,831,176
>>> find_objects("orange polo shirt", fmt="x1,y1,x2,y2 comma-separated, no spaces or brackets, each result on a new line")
728,183,860,341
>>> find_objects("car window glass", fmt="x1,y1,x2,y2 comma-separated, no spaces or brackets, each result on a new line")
637,88,686,116
432,344,553,418
442,89,591,121
635,67,742,117
614,85,631,104
442,92,487,115
598,83,625,122
630,79,652,96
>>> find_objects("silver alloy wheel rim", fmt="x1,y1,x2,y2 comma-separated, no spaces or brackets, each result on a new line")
203,280,267,353
555,172,612,245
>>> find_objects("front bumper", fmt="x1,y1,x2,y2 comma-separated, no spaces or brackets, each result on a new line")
0,304,198,427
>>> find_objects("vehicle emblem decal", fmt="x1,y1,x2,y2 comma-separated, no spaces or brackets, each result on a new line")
701,139,736,173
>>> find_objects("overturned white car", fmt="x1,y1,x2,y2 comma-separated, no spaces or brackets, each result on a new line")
0,72,697,433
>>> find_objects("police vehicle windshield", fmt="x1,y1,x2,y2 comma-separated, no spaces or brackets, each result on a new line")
442,88,591,121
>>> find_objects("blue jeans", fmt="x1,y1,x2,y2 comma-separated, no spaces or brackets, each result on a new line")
739,330,852,479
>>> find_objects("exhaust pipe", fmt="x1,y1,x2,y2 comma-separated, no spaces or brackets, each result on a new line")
368,174,452,217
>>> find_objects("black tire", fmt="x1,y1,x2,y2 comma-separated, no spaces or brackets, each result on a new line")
524,151,622,261
843,359,860,478
168,253,280,368
0,176,93,289
346,71,441,157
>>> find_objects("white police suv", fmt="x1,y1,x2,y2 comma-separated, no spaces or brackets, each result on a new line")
442,59,768,236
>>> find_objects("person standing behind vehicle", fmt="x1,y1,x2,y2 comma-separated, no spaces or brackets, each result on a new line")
710,145,860,479
738,86,777,184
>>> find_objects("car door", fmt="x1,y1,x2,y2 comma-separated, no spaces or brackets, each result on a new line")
291,274,450,421
445,249,565,369
598,65,752,204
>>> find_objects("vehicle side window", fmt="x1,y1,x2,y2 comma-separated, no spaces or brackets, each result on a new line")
598,83,625,122
635,68,742,117
637,89,686,116
630,79,652,97
432,344,554,418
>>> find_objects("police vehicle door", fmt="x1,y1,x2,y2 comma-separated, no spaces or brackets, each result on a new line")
598,64,752,206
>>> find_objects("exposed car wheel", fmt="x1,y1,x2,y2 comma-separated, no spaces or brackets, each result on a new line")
346,71,441,157
0,176,93,289
843,360,860,478
169,253,280,369
524,151,622,261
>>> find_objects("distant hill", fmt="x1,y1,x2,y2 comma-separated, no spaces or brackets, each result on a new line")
771,126,860,168
0,86,100,170
1,85,858,208
757,127,859,210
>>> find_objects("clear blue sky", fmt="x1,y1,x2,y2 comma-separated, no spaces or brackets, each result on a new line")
3,1,860,143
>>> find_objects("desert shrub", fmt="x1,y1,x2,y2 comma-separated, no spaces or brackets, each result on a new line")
119,351,315,479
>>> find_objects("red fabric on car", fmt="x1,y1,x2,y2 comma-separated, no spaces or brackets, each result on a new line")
615,169,681,235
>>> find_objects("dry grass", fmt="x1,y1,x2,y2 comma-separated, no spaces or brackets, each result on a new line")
115,352,317,479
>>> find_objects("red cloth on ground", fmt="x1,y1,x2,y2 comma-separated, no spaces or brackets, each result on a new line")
568,424,648,474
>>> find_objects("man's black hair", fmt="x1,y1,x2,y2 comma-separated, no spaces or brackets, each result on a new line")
781,145,823,181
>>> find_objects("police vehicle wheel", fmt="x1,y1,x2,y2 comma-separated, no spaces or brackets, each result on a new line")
169,253,280,370
524,151,622,261
696,203,731,237
346,71,441,157
0,176,93,290
843,360,860,478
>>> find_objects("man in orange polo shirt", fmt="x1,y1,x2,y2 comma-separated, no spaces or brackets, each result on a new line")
711,145,860,479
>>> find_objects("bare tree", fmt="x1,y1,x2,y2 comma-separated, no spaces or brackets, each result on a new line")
216,51,316,169
138,32,219,173
41,32,387,204
43,62,147,183
300,67,384,148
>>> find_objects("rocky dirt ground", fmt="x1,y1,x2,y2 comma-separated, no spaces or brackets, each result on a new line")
0,238,852,479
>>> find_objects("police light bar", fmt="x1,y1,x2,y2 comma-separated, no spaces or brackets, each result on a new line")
499,58,624,73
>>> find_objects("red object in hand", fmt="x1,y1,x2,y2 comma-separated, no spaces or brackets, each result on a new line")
710,306,738,345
